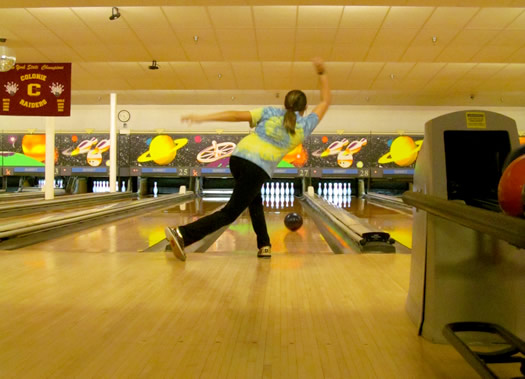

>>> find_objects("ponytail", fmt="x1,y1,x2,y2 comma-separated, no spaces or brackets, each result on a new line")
283,110,296,135
283,90,307,136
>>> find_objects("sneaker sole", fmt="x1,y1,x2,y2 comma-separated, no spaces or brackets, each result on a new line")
257,253,271,258
165,227,186,261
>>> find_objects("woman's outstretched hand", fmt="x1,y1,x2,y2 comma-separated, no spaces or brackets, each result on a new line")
312,57,325,75
181,114,201,124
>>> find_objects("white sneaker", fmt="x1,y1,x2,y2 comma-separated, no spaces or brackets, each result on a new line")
257,246,271,258
165,227,186,261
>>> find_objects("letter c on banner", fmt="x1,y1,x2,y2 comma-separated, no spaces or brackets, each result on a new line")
28,83,41,96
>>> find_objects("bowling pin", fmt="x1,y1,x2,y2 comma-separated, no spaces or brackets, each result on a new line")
290,182,295,196
323,183,327,198
285,182,289,195
122,181,126,192
317,182,322,196
153,181,158,197
261,184,265,196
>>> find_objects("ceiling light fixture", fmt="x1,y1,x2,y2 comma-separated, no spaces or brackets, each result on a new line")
218,73,222,79
0,38,16,72
109,7,121,21
149,60,159,70
432,36,438,44
193,35,199,43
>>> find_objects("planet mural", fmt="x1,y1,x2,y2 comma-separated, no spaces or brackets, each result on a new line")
22,134,46,162
282,144,307,167
337,138,367,168
137,135,188,165
378,136,423,167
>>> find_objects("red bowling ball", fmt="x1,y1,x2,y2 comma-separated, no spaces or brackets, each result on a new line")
284,212,303,231
498,153,525,217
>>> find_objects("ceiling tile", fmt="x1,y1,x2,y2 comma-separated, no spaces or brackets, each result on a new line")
506,9,525,29
377,62,416,80
462,63,506,79
262,62,292,89
449,29,499,46
437,45,484,62
372,28,419,46
339,6,388,29
253,6,297,28
334,28,377,45
215,28,257,44
231,62,264,89
492,63,525,79
472,45,518,62
465,7,523,29
296,28,337,44
349,62,385,80
366,46,406,61
0,8,44,29
297,6,344,28
208,6,253,28
256,28,295,44
489,30,525,47
73,7,118,28
405,62,446,79
291,62,318,89
431,63,476,79
170,62,210,89
401,46,443,61
222,46,259,60
330,44,369,61
422,7,479,29
294,43,333,61
162,6,212,29
120,6,170,29
382,7,434,29
258,44,295,60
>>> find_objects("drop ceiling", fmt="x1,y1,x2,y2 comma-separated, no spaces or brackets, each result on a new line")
1,0,525,106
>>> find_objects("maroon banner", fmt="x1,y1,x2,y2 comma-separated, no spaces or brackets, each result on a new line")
1,63,71,117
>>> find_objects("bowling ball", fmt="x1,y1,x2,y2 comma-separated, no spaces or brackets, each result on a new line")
502,145,525,171
498,154,525,217
284,212,303,231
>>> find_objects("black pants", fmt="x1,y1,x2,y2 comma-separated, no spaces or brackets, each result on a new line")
178,156,271,249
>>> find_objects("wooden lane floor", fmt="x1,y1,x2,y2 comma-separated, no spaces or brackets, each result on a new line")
206,198,333,255
0,196,486,378
0,198,134,228
24,197,223,253
26,196,332,255
0,251,481,377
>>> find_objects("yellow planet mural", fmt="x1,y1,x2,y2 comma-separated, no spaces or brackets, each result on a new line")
378,136,423,167
137,135,188,165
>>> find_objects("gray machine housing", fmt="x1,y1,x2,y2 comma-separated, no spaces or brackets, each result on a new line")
406,110,524,343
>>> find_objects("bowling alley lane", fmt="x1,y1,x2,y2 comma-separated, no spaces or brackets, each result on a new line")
206,199,333,255
27,198,224,253
0,197,134,228
25,194,412,255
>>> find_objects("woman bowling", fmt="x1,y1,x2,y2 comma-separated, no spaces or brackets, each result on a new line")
165,58,331,261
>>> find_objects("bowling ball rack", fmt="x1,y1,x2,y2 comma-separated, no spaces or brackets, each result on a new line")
443,322,525,378
402,191,525,249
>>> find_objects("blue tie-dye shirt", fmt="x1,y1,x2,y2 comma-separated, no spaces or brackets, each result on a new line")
232,107,319,177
